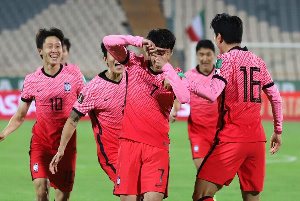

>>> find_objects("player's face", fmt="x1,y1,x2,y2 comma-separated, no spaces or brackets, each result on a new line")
150,48,173,72
61,45,70,65
39,36,62,66
104,52,124,74
196,48,215,74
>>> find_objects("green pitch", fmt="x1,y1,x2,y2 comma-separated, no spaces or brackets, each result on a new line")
0,120,298,201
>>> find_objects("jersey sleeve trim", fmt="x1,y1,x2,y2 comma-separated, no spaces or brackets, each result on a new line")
120,50,130,65
72,107,85,117
212,75,227,85
262,82,274,90
21,97,33,102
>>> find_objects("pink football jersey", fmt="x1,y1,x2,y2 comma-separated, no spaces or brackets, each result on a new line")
73,70,127,143
21,64,85,149
185,66,218,138
120,52,175,150
213,47,274,142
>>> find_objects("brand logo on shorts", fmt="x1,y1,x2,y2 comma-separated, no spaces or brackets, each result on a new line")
117,177,121,186
33,163,38,172
64,82,71,91
194,145,199,152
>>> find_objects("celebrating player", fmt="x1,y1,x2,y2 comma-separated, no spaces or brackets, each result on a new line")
0,28,85,201
169,40,218,171
164,13,283,201
103,29,189,201
49,42,127,184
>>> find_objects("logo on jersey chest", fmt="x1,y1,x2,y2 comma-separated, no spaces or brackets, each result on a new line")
64,82,71,91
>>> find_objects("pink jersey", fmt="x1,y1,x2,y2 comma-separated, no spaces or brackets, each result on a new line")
21,64,85,149
185,66,218,138
73,70,127,144
213,46,275,142
103,35,184,151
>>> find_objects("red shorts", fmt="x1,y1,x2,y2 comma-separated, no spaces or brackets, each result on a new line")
30,136,76,192
189,137,215,159
95,133,118,183
198,141,266,192
114,139,169,197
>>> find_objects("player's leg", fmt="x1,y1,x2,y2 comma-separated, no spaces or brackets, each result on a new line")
238,142,265,201
192,178,221,201
114,139,143,198
54,189,71,201
241,191,260,201
120,195,139,201
139,144,169,201
33,178,50,201
143,191,164,201
193,158,204,170
48,148,76,200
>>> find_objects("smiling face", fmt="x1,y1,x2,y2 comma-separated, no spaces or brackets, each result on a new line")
38,36,62,67
196,47,215,75
104,51,125,75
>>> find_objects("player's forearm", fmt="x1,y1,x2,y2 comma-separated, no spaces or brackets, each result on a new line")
1,113,25,137
103,35,143,62
263,85,283,134
186,78,225,102
58,117,79,152
162,63,190,103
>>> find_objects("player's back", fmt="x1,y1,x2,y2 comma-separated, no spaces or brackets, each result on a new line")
215,47,273,142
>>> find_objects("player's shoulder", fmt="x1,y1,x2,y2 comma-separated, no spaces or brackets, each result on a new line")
25,66,43,80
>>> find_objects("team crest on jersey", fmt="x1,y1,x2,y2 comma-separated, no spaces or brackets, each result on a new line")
117,177,121,185
214,59,223,75
33,163,38,172
64,82,71,91
77,93,84,104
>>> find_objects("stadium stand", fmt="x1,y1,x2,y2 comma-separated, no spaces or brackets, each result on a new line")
162,0,300,80
0,0,299,80
0,0,132,78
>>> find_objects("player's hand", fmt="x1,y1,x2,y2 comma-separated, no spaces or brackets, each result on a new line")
153,51,169,70
163,78,172,90
269,133,282,155
169,110,178,123
49,150,65,174
0,132,7,142
142,39,157,56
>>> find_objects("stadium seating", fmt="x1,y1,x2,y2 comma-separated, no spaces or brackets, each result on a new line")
0,0,299,80
162,0,300,80
0,0,132,78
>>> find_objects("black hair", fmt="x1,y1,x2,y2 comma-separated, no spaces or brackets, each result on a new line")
101,42,107,58
35,27,64,49
196,40,215,53
210,13,243,44
63,38,71,52
146,29,176,50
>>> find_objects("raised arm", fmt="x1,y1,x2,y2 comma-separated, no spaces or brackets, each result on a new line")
49,109,82,174
0,101,31,142
263,84,283,154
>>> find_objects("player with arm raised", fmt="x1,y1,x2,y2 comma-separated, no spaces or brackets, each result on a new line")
103,29,189,201
167,13,282,201
0,28,85,201
50,42,127,185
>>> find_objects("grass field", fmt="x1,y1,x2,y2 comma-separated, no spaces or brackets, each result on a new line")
0,120,299,201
